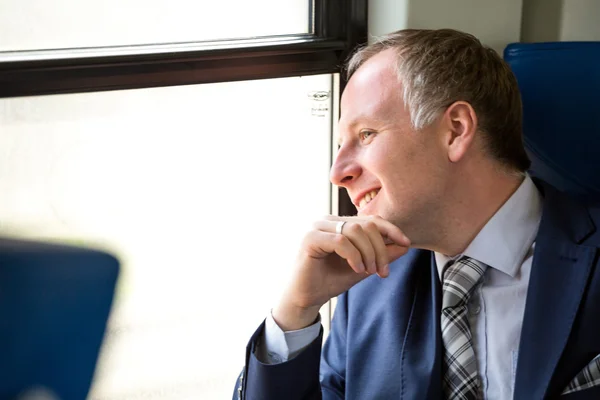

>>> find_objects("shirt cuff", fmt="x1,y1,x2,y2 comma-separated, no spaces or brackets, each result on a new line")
256,311,321,364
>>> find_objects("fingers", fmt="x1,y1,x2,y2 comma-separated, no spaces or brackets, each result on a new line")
362,221,390,277
304,230,366,273
315,215,411,278
342,223,378,275
323,215,410,247
386,243,411,264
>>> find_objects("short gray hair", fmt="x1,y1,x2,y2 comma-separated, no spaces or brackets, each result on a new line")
346,29,530,172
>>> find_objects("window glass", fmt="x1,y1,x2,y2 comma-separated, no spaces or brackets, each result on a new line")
0,0,311,52
0,73,334,399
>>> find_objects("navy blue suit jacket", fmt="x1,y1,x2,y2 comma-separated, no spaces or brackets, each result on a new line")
235,182,600,399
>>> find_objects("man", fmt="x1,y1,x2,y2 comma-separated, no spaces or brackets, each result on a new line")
234,29,600,399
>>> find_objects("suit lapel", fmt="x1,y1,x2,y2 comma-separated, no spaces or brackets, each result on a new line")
514,183,597,399
398,250,443,400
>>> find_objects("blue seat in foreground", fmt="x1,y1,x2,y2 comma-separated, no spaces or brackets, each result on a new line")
0,238,119,400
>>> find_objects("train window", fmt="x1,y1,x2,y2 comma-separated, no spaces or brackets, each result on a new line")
0,0,365,396
0,73,336,398
0,0,310,51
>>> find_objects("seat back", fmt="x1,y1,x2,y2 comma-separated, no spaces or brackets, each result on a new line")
504,42,600,198
0,238,119,400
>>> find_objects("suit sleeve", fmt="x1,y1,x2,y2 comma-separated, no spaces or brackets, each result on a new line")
320,293,348,398
235,293,350,400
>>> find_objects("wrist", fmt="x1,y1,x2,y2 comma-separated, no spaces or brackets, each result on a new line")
272,302,321,332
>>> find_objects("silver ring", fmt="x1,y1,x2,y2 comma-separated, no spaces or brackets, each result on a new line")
335,220,347,235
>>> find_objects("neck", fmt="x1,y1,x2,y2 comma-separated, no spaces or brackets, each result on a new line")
423,165,524,257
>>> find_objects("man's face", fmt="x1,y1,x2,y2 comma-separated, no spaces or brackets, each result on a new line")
331,49,449,239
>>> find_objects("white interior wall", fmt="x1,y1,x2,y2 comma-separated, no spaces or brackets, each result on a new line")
559,0,600,41
368,0,523,54
522,0,600,42
520,0,563,42
370,0,600,53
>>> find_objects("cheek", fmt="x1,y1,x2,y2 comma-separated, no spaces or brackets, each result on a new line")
384,148,437,199
378,143,419,181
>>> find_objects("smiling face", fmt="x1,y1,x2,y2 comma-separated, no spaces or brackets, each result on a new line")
331,49,451,241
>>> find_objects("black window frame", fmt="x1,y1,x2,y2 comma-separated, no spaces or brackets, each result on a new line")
0,0,367,97
0,0,362,214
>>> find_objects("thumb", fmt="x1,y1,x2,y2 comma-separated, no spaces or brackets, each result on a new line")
386,243,410,264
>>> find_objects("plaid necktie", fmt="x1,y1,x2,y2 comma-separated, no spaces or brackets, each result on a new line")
441,256,487,400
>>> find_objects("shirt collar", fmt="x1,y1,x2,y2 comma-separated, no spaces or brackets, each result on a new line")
435,175,543,279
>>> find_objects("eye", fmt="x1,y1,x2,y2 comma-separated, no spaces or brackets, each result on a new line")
359,130,375,141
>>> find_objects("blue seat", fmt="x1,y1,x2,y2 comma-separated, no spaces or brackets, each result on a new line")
504,42,600,198
0,238,119,400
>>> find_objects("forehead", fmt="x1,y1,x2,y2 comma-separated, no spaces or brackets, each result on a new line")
339,49,404,128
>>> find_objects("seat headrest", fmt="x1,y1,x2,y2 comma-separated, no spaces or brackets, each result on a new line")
504,42,600,197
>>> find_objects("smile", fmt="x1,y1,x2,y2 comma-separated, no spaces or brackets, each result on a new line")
358,189,380,209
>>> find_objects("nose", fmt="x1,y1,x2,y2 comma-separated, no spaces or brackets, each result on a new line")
329,145,361,187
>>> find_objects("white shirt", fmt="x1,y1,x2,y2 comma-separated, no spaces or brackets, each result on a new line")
258,176,543,400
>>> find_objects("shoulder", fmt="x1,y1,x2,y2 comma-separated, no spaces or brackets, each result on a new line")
537,180,600,247
582,198,600,222
580,198,600,245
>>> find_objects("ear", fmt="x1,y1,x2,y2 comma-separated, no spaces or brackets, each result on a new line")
441,101,478,163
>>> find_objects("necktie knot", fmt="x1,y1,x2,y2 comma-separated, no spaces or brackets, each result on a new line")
442,256,487,310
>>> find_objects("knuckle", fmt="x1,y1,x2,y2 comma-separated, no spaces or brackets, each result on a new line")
333,234,347,245
363,221,378,232
346,223,362,234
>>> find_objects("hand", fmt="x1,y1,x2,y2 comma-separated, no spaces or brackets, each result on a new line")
272,215,411,331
